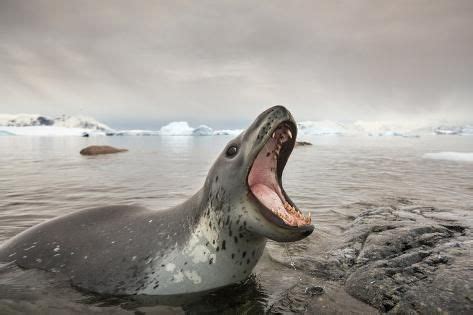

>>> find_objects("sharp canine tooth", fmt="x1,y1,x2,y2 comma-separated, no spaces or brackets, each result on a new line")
288,129,292,139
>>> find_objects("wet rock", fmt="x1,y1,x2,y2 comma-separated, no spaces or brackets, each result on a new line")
295,141,312,147
335,205,471,313
80,145,128,156
305,285,324,297
268,281,317,314
270,204,472,314
309,260,346,281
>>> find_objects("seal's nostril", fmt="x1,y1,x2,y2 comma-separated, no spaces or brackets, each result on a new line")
302,230,313,237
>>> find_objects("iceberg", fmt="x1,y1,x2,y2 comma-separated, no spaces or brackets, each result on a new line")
353,120,429,137
193,125,214,136
156,121,241,136
460,125,473,135
434,126,462,135
113,124,243,137
115,130,159,136
432,124,473,136
296,120,424,137
159,121,194,136
0,130,15,136
297,120,349,136
423,152,473,163
213,129,243,136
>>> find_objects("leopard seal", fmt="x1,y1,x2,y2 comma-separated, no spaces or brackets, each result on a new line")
0,105,314,296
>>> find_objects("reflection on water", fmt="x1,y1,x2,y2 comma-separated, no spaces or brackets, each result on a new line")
0,135,472,313
79,275,267,313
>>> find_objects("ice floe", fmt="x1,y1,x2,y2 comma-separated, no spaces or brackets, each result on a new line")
423,152,473,162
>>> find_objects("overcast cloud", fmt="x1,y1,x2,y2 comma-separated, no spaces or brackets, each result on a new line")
0,0,472,127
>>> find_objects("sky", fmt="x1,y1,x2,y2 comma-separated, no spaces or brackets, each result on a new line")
0,0,472,128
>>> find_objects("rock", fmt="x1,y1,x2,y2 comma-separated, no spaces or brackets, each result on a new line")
295,141,313,147
305,286,324,297
79,145,128,156
268,281,318,313
268,203,472,314
332,206,471,313
37,116,54,126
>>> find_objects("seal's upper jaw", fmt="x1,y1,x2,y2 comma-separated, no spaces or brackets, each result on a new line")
247,120,312,230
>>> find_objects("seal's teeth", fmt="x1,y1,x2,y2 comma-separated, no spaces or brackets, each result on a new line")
272,132,276,139
287,129,292,139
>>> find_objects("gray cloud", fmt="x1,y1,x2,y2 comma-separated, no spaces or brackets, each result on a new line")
0,0,472,126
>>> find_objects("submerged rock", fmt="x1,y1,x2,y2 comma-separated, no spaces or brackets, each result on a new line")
79,145,128,156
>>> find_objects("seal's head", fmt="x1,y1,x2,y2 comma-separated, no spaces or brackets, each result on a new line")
206,105,314,242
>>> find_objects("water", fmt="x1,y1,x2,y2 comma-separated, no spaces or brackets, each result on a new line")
0,135,472,313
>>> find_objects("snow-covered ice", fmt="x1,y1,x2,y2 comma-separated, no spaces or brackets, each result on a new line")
462,125,473,135
297,120,348,135
0,130,15,136
0,126,107,137
212,129,243,136
0,114,112,131
423,152,473,163
434,126,462,135
115,129,159,136
1,113,472,137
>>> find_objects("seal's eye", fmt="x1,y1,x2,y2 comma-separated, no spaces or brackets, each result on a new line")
226,145,238,158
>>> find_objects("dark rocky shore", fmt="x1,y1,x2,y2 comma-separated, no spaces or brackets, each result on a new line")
268,202,472,314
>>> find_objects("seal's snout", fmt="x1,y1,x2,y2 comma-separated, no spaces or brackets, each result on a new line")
262,105,290,116
258,105,295,124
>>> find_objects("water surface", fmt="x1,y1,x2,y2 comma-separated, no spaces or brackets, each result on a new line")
1,135,472,313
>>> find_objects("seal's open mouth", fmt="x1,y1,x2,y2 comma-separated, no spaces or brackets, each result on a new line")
248,122,312,227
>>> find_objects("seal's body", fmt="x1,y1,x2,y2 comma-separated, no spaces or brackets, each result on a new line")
0,106,314,295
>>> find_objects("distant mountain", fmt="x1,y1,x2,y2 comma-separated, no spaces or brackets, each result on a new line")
0,114,113,132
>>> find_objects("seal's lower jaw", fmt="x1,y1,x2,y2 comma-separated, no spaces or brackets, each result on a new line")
247,121,313,232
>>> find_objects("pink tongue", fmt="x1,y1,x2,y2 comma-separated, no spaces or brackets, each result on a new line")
251,184,289,219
